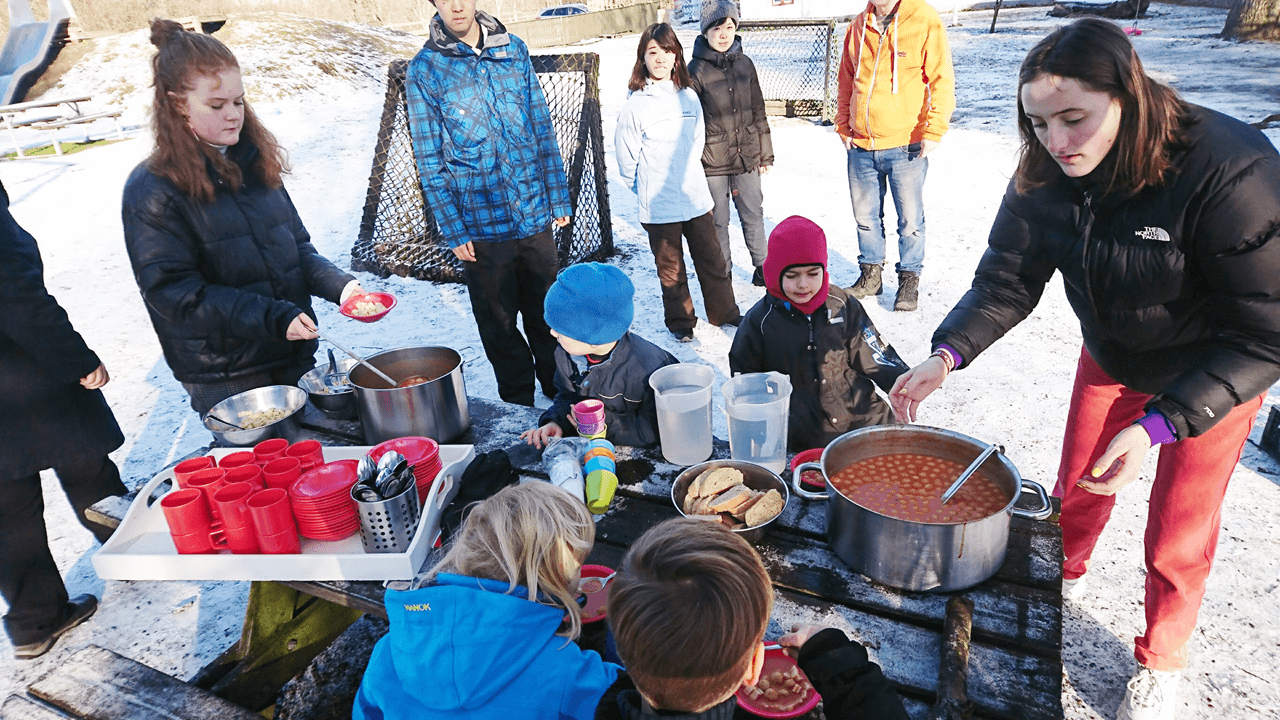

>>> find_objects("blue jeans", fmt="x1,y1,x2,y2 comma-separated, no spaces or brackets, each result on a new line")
846,143,928,274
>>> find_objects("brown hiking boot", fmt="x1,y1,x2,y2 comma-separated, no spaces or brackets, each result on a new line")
848,263,883,298
895,272,919,311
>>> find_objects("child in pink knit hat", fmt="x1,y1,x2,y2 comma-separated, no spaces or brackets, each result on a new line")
728,215,909,451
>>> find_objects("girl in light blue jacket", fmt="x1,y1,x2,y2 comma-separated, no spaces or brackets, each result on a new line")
616,23,740,342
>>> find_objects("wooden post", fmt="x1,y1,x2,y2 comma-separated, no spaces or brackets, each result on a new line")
928,595,974,720
989,0,1003,33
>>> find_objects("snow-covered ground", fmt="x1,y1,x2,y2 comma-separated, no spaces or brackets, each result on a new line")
1,5,1277,718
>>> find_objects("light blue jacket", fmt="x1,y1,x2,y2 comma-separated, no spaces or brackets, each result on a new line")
614,79,715,224
352,573,620,720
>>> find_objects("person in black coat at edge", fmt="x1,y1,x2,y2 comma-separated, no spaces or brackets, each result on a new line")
890,20,1280,720
688,0,774,287
122,19,362,420
0,178,126,660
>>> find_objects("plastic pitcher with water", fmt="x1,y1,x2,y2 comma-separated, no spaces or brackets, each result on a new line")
649,363,714,466
721,372,792,474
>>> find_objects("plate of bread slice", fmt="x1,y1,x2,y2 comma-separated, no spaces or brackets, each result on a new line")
671,461,789,544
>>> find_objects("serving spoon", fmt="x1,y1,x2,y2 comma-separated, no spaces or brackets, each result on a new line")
578,571,617,594
940,443,1001,505
206,415,248,431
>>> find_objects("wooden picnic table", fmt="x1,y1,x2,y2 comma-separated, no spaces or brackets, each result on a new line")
87,396,1064,719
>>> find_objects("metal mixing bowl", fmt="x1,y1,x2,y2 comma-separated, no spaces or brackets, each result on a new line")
203,385,307,446
671,460,790,544
298,358,358,417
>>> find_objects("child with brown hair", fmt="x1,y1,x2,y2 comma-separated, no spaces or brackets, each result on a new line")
596,517,906,718
353,482,620,720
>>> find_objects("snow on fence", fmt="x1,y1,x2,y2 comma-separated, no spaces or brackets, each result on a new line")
353,54,613,283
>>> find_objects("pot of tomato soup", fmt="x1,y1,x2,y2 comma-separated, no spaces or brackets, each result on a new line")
792,425,1051,592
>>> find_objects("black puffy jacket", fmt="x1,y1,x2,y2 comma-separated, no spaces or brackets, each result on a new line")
538,332,679,448
687,35,774,177
121,143,354,384
1,180,123,479
730,286,908,451
934,105,1280,439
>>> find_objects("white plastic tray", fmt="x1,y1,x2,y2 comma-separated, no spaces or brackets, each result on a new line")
91,445,474,582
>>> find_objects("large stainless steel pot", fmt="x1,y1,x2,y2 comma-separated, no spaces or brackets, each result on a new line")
348,347,470,445
792,425,1051,592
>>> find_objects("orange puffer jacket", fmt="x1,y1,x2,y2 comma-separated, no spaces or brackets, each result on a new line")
834,0,955,150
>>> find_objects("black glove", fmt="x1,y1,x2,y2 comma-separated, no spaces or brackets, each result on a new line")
439,450,519,542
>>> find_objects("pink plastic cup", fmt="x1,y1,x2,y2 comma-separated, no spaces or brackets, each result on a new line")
185,469,227,521
222,523,260,554
173,456,216,489
262,457,302,490
223,464,264,490
213,482,258,530
247,487,296,537
573,399,607,426
160,489,212,535
219,451,257,470
257,528,301,555
253,438,290,465
285,440,324,472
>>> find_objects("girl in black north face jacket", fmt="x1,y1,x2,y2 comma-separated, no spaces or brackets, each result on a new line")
889,20,1280,716
729,216,908,452
122,20,360,417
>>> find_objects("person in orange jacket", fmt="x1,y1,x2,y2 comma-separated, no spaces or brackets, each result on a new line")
835,0,954,312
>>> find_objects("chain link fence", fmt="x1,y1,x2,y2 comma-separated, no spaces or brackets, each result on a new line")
737,19,843,122
353,53,613,283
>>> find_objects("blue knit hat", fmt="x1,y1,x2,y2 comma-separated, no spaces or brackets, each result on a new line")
544,263,634,345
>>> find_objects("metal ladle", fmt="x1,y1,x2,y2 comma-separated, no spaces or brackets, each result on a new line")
312,327,398,389
940,443,1002,505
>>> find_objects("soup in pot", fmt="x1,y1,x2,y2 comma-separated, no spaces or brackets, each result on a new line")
830,453,1010,523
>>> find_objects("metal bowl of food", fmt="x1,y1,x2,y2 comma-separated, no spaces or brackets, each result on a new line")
298,358,358,417
203,385,307,446
671,460,789,544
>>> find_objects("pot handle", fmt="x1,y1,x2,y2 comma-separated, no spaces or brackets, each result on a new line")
791,462,829,501
1011,479,1053,521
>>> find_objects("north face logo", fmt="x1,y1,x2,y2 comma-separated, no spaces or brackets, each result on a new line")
1135,227,1172,242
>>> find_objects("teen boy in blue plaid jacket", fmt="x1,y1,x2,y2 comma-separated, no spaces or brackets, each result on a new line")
406,0,572,406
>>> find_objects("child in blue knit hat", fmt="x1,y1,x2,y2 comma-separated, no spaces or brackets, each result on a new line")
521,262,679,449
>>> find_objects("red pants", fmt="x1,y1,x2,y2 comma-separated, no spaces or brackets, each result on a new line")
1054,349,1263,671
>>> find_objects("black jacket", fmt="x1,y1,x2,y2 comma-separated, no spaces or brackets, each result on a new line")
688,35,774,177
0,180,123,480
730,286,908,451
934,105,1280,439
539,332,678,448
592,629,907,720
121,143,354,384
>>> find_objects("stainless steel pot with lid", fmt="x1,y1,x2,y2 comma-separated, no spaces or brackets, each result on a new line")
792,425,1052,592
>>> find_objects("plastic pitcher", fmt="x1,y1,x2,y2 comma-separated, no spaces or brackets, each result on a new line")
649,364,714,466
721,372,792,474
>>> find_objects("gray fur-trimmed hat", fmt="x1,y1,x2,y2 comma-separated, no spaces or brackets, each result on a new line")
701,0,740,34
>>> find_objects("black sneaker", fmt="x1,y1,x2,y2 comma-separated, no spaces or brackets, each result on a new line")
673,328,694,343
751,267,766,287
13,594,99,660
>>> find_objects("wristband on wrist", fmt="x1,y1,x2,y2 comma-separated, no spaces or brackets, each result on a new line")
930,348,956,374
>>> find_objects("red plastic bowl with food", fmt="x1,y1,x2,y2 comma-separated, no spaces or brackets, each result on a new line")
736,647,821,718
789,448,826,489
578,564,613,624
340,292,397,323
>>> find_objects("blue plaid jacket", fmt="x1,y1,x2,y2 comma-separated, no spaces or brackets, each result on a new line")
405,13,572,248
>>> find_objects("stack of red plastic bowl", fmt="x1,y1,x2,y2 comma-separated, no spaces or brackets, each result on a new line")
369,436,441,504
287,459,361,540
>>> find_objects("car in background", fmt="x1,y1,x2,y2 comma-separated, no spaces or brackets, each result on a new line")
538,3,589,18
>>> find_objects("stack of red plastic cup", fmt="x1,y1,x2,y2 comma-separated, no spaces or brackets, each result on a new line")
186,468,228,522
247,488,301,554
219,451,257,472
252,438,290,466
173,456,215,489
212,482,261,553
160,489,219,554
263,456,303,490
285,440,325,473
573,400,607,439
